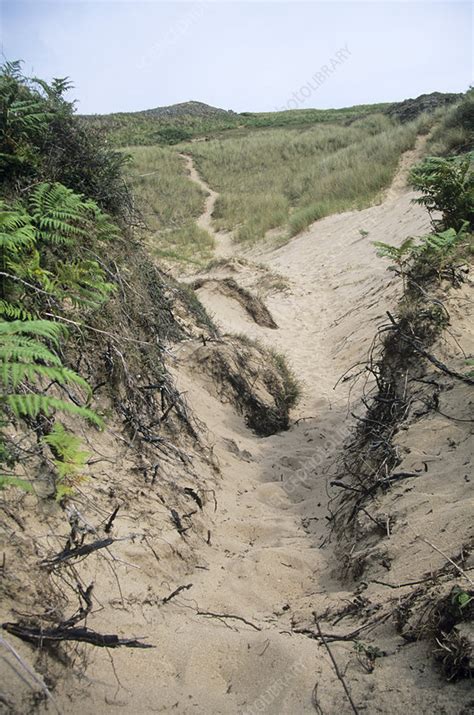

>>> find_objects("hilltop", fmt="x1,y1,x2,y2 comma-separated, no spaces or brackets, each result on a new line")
386,91,462,122
137,99,236,118
80,91,461,147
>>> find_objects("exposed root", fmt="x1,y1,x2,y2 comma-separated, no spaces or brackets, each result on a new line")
396,583,474,680
186,334,299,436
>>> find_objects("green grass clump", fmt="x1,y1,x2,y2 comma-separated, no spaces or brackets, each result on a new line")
269,348,301,409
151,224,215,265
288,203,327,236
427,89,474,156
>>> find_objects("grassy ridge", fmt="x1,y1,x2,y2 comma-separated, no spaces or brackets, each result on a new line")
82,102,390,147
426,89,474,156
188,113,429,243
124,100,458,258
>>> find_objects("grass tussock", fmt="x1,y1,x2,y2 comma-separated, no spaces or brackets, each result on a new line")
188,115,424,243
231,334,301,410
125,145,214,264
151,224,215,265
193,334,300,435
427,89,474,156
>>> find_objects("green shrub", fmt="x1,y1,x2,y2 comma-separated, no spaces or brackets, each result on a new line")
0,64,124,501
155,126,192,145
410,154,473,231
0,60,130,220
375,223,471,270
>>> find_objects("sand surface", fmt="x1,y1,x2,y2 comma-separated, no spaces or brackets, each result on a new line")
5,138,472,714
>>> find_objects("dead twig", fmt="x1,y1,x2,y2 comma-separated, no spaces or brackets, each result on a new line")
170,509,189,536
315,620,359,715
294,612,390,643
330,480,364,494
409,342,474,386
104,506,120,534
2,622,153,649
311,682,324,714
0,636,60,713
372,575,439,589
162,583,193,604
414,535,474,587
42,537,116,567
184,487,203,510
196,611,261,631
43,311,152,346
385,313,474,387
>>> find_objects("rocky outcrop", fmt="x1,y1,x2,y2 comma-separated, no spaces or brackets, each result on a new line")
386,91,461,122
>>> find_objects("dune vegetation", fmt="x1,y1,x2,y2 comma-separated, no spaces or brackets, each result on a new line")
427,88,474,156
125,111,436,260
124,145,215,264
121,91,473,268
187,113,432,244
81,101,391,147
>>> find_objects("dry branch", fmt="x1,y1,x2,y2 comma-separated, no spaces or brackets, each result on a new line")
162,583,193,604
2,622,154,649
42,537,115,567
315,621,359,715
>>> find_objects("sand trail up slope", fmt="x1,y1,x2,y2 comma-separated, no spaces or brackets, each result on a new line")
180,153,233,258
191,135,430,404
51,138,472,714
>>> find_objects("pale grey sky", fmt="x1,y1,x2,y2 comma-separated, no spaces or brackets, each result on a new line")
1,1,472,114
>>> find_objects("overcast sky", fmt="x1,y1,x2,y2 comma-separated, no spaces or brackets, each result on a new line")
1,1,472,115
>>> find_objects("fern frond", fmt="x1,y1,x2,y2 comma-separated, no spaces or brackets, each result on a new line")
0,338,63,368
0,361,91,393
1,60,23,80
0,301,33,320
373,237,416,261
43,422,89,481
55,259,115,308
0,207,36,252
30,183,89,246
91,207,122,242
0,474,33,492
0,319,66,346
6,394,102,426
0,319,100,427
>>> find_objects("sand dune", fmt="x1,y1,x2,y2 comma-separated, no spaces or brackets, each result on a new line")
20,140,471,714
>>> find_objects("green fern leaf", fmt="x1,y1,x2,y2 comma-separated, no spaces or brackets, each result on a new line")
6,393,102,426
0,475,33,492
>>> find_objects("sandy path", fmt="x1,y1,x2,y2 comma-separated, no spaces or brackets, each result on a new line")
58,139,452,714
384,133,427,202
157,140,437,712
192,134,430,401
180,153,234,258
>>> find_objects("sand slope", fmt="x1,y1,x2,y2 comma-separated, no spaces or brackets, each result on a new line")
3,139,472,714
